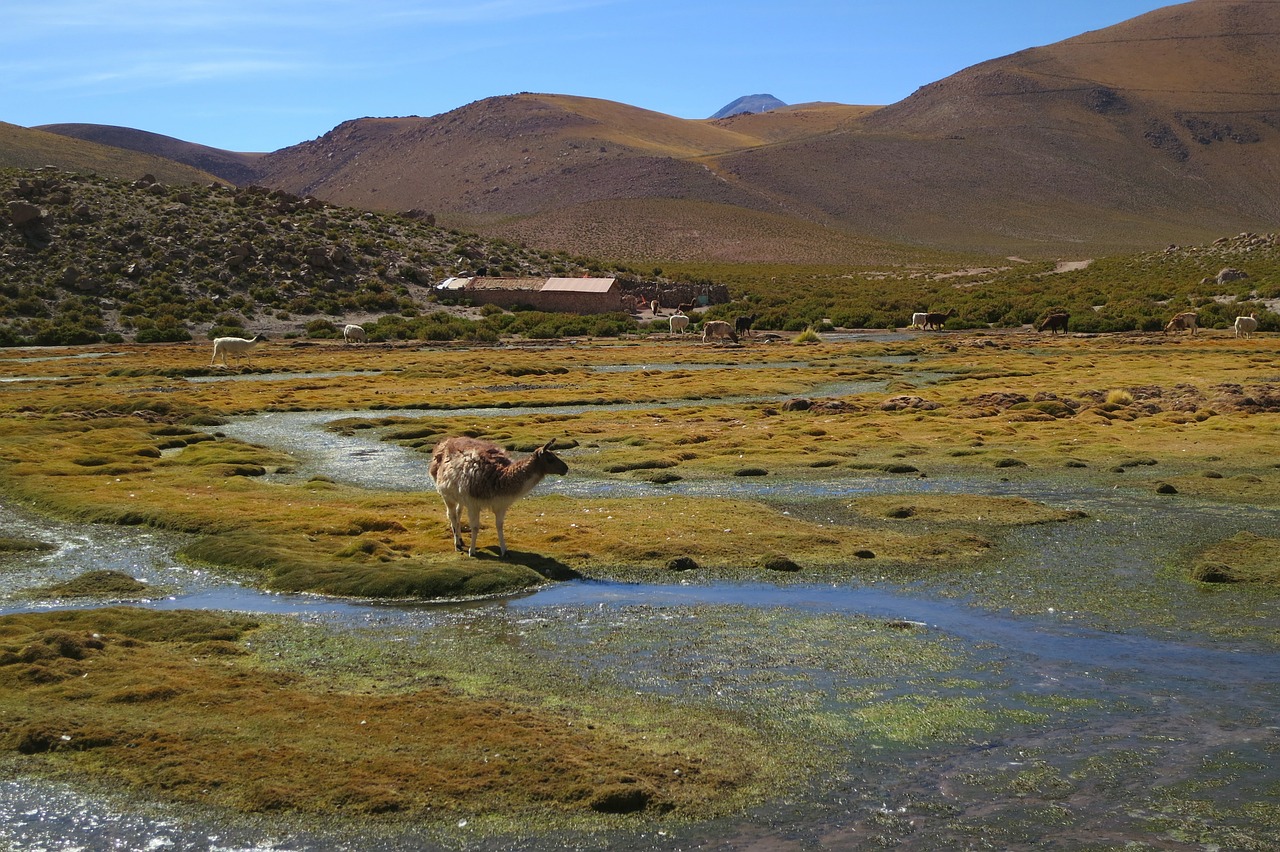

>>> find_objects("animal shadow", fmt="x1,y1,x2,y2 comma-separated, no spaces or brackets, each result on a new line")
476,549,582,581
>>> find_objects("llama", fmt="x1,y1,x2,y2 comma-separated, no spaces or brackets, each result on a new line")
735,314,758,336
428,437,568,557
701,320,738,343
1164,311,1198,335
343,324,366,344
650,299,662,316
1037,312,1069,334
924,309,954,330
669,311,690,335
1234,314,1258,339
677,301,698,315
210,333,268,367
910,312,928,329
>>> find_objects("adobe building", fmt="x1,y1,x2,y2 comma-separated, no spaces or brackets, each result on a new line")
438,276,728,314
442,277,625,314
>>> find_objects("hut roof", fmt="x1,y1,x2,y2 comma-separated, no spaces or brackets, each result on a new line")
469,277,544,291
542,277,617,293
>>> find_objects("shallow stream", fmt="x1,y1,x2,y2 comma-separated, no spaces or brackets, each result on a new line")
3,400,1280,849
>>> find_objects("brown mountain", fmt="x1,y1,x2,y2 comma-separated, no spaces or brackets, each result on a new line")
249,0,1280,261
36,124,263,185
0,122,221,186
714,0,1280,255
251,96,889,262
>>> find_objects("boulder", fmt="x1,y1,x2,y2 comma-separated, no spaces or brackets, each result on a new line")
7,201,44,227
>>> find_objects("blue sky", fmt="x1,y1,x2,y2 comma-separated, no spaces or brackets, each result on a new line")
3,0,1174,153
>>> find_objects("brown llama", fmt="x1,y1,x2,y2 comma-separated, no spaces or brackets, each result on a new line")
923,308,955,330
1037,312,1069,334
428,437,568,557
1164,311,1198,335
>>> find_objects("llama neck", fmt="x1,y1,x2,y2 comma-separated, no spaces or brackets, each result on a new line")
497,459,545,495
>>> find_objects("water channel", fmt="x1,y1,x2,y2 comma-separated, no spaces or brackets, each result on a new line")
3,366,1280,850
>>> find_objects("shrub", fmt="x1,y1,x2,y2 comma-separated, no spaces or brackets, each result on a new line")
136,327,193,343
305,319,338,339
794,326,823,344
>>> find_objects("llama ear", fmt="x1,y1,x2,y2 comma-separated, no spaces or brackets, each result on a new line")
541,439,557,452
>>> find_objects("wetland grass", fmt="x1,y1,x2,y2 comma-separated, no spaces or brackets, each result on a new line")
0,608,774,823
0,536,54,553
3,332,1280,838
2,333,1278,596
26,570,154,599
1191,532,1280,585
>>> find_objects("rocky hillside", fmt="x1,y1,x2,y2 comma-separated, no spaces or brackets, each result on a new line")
0,167,641,347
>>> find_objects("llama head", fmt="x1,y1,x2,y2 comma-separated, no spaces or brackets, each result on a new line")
534,440,569,476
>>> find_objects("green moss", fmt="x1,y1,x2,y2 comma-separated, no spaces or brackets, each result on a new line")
0,537,55,553
178,531,547,599
28,570,154,599
0,608,774,823
1191,532,1280,585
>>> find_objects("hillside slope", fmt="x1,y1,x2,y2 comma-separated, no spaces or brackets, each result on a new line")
0,166,617,346
37,124,263,184
252,0,1280,260
0,123,222,186
252,94,826,214
250,95,886,260
717,0,1280,253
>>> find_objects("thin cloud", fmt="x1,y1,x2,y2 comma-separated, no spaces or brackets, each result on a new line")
4,0,620,39
17,48,320,96
371,0,620,26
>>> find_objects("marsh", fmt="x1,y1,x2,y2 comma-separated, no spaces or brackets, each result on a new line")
2,331,1279,850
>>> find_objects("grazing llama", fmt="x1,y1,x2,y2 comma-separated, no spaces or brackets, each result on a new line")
1234,314,1258,339
343,324,366,343
428,437,568,557
1164,311,1198,335
701,320,739,343
923,309,955,330
210,333,268,367
1037,312,1069,334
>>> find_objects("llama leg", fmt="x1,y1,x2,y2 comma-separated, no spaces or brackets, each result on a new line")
444,502,464,551
493,507,508,557
465,505,481,556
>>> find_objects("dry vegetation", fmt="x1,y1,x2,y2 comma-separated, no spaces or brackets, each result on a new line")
2,311,1279,834
2,331,1278,591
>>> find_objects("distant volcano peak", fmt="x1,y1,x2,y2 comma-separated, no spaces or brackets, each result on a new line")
709,94,786,119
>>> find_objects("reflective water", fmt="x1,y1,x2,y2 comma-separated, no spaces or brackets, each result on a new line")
4,400,1280,848
6,480,1280,849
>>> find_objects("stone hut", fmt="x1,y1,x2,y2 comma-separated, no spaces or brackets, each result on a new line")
444,276,625,314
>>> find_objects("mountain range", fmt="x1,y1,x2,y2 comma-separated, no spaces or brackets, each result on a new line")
15,0,1280,263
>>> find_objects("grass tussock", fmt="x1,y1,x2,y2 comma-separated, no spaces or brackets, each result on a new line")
178,531,547,598
2,333,1280,597
26,570,153,599
848,494,1088,527
0,608,773,821
0,537,55,553
1191,533,1280,585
